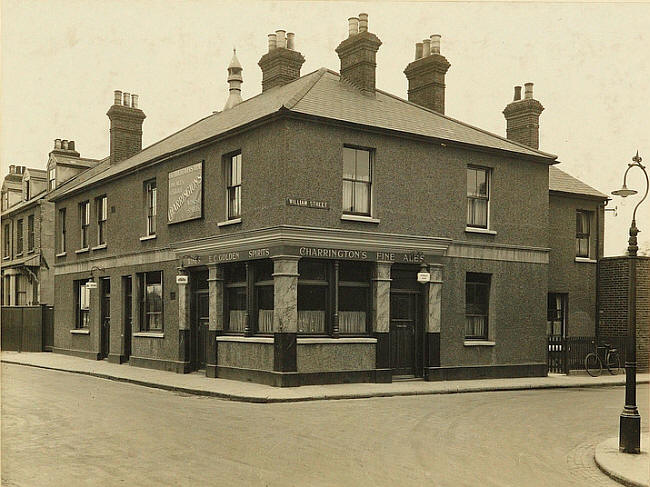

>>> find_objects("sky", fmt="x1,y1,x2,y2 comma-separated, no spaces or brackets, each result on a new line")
1,0,649,256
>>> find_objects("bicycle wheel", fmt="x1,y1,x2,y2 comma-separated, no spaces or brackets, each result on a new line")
584,353,602,377
606,352,621,375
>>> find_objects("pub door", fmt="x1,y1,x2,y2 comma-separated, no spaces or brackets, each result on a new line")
123,276,132,361
390,291,420,377
100,278,111,359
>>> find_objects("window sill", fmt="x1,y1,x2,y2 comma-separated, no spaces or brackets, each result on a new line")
70,329,90,335
464,340,495,347
139,235,156,242
133,332,164,338
3,256,9,260
27,249,35,255
56,252,67,258
465,227,497,235
297,337,377,345
217,336,273,344
92,243,107,251
575,257,597,264
15,253,23,258
75,248,90,254
341,214,380,224
217,218,242,227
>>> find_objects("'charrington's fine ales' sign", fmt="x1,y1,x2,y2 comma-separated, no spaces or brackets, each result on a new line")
168,161,203,224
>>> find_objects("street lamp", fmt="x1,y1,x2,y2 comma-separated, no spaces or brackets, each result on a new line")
611,150,647,454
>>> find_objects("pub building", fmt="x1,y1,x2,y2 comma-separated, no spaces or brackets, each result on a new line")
49,14,606,386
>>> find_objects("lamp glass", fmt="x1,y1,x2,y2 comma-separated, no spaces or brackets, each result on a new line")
612,187,637,197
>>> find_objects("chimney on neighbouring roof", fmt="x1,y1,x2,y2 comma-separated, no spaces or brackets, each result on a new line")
403,34,451,114
106,89,146,164
335,13,382,96
51,138,80,158
258,30,305,92
502,82,544,149
223,49,243,110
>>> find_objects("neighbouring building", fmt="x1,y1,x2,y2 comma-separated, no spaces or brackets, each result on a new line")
48,14,607,386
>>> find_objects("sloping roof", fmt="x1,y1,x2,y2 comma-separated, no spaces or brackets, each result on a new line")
0,189,47,217
549,166,608,199
50,153,100,168
47,157,111,200
53,68,557,199
24,167,47,179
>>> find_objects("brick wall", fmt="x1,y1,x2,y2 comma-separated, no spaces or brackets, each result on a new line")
599,256,650,370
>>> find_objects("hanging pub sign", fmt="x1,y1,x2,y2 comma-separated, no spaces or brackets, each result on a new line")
168,161,203,224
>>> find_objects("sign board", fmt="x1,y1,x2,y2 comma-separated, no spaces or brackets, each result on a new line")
168,162,203,224
85,281,98,289
176,275,189,285
417,272,431,283
286,198,329,210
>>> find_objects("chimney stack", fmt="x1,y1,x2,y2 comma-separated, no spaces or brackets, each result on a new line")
223,49,244,111
258,30,305,92
335,13,382,96
403,33,451,114
106,89,146,164
502,82,544,149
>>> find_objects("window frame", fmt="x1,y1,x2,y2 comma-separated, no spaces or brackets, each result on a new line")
225,152,242,221
27,215,34,252
96,195,107,246
576,210,592,258
465,272,491,340
58,208,67,254
144,180,157,237
48,166,56,191
141,271,163,331
342,145,373,217
79,201,90,249
3,222,11,258
466,166,491,229
16,219,23,255
76,279,91,329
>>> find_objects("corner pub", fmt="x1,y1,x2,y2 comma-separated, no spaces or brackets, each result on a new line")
49,14,605,386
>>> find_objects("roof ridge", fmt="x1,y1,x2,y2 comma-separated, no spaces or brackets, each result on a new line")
374,87,557,161
283,68,328,110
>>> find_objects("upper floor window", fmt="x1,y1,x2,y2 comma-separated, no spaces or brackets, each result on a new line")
576,210,592,258
342,146,372,216
1,191,8,211
76,279,91,328
3,223,10,258
24,179,30,201
96,196,107,245
465,272,490,340
226,153,241,220
58,209,66,254
145,181,157,236
48,167,56,191
80,201,90,249
141,271,163,331
16,219,23,254
27,215,34,251
467,167,490,228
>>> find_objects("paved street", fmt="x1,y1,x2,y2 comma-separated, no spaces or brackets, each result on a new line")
2,363,648,487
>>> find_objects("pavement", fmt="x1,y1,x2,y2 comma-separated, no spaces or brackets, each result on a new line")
3,351,649,487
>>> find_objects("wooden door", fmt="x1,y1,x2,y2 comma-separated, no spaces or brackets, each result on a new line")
390,292,417,376
191,291,209,370
123,276,132,361
100,278,110,359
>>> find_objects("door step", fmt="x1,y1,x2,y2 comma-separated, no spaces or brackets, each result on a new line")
392,375,423,382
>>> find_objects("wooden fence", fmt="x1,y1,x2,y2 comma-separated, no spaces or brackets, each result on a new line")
1,305,54,352
547,335,628,374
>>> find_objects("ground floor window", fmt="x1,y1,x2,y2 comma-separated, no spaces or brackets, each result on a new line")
547,293,567,336
465,273,490,340
76,279,91,328
298,260,328,334
15,274,28,306
141,271,163,331
338,261,370,334
224,262,247,332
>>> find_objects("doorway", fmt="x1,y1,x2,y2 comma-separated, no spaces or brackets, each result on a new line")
100,278,110,359
123,276,132,361
191,270,209,371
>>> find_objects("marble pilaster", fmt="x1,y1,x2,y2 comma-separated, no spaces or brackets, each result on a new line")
372,262,392,333
427,264,443,333
131,273,141,332
177,270,190,331
272,257,299,333
207,264,224,332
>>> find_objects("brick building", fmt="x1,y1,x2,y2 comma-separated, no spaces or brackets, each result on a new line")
48,15,607,385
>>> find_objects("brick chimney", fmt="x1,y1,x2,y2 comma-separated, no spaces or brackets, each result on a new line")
502,83,544,149
335,13,382,95
106,90,146,164
258,30,305,92
403,34,451,114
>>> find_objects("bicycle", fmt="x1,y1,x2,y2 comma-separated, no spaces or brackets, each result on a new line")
584,343,621,377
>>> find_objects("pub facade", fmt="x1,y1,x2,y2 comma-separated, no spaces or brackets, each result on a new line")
49,15,604,385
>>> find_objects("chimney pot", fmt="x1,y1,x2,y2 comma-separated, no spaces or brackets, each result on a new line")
114,90,122,105
348,17,359,37
275,30,286,49
422,39,431,57
268,33,277,51
524,82,533,99
61,140,68,150
131,94,138,108
358,13,368,33
68,140,75,151
430,34,441,54
9,164,15,173
286,32,295,50
123,92,131,107
514,86,522,101
54,139,62,149
415,42,423,60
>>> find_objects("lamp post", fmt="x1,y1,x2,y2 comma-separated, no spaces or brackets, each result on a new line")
611,151,648,454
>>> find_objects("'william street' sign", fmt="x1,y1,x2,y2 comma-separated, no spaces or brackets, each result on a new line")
168,162,203,224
